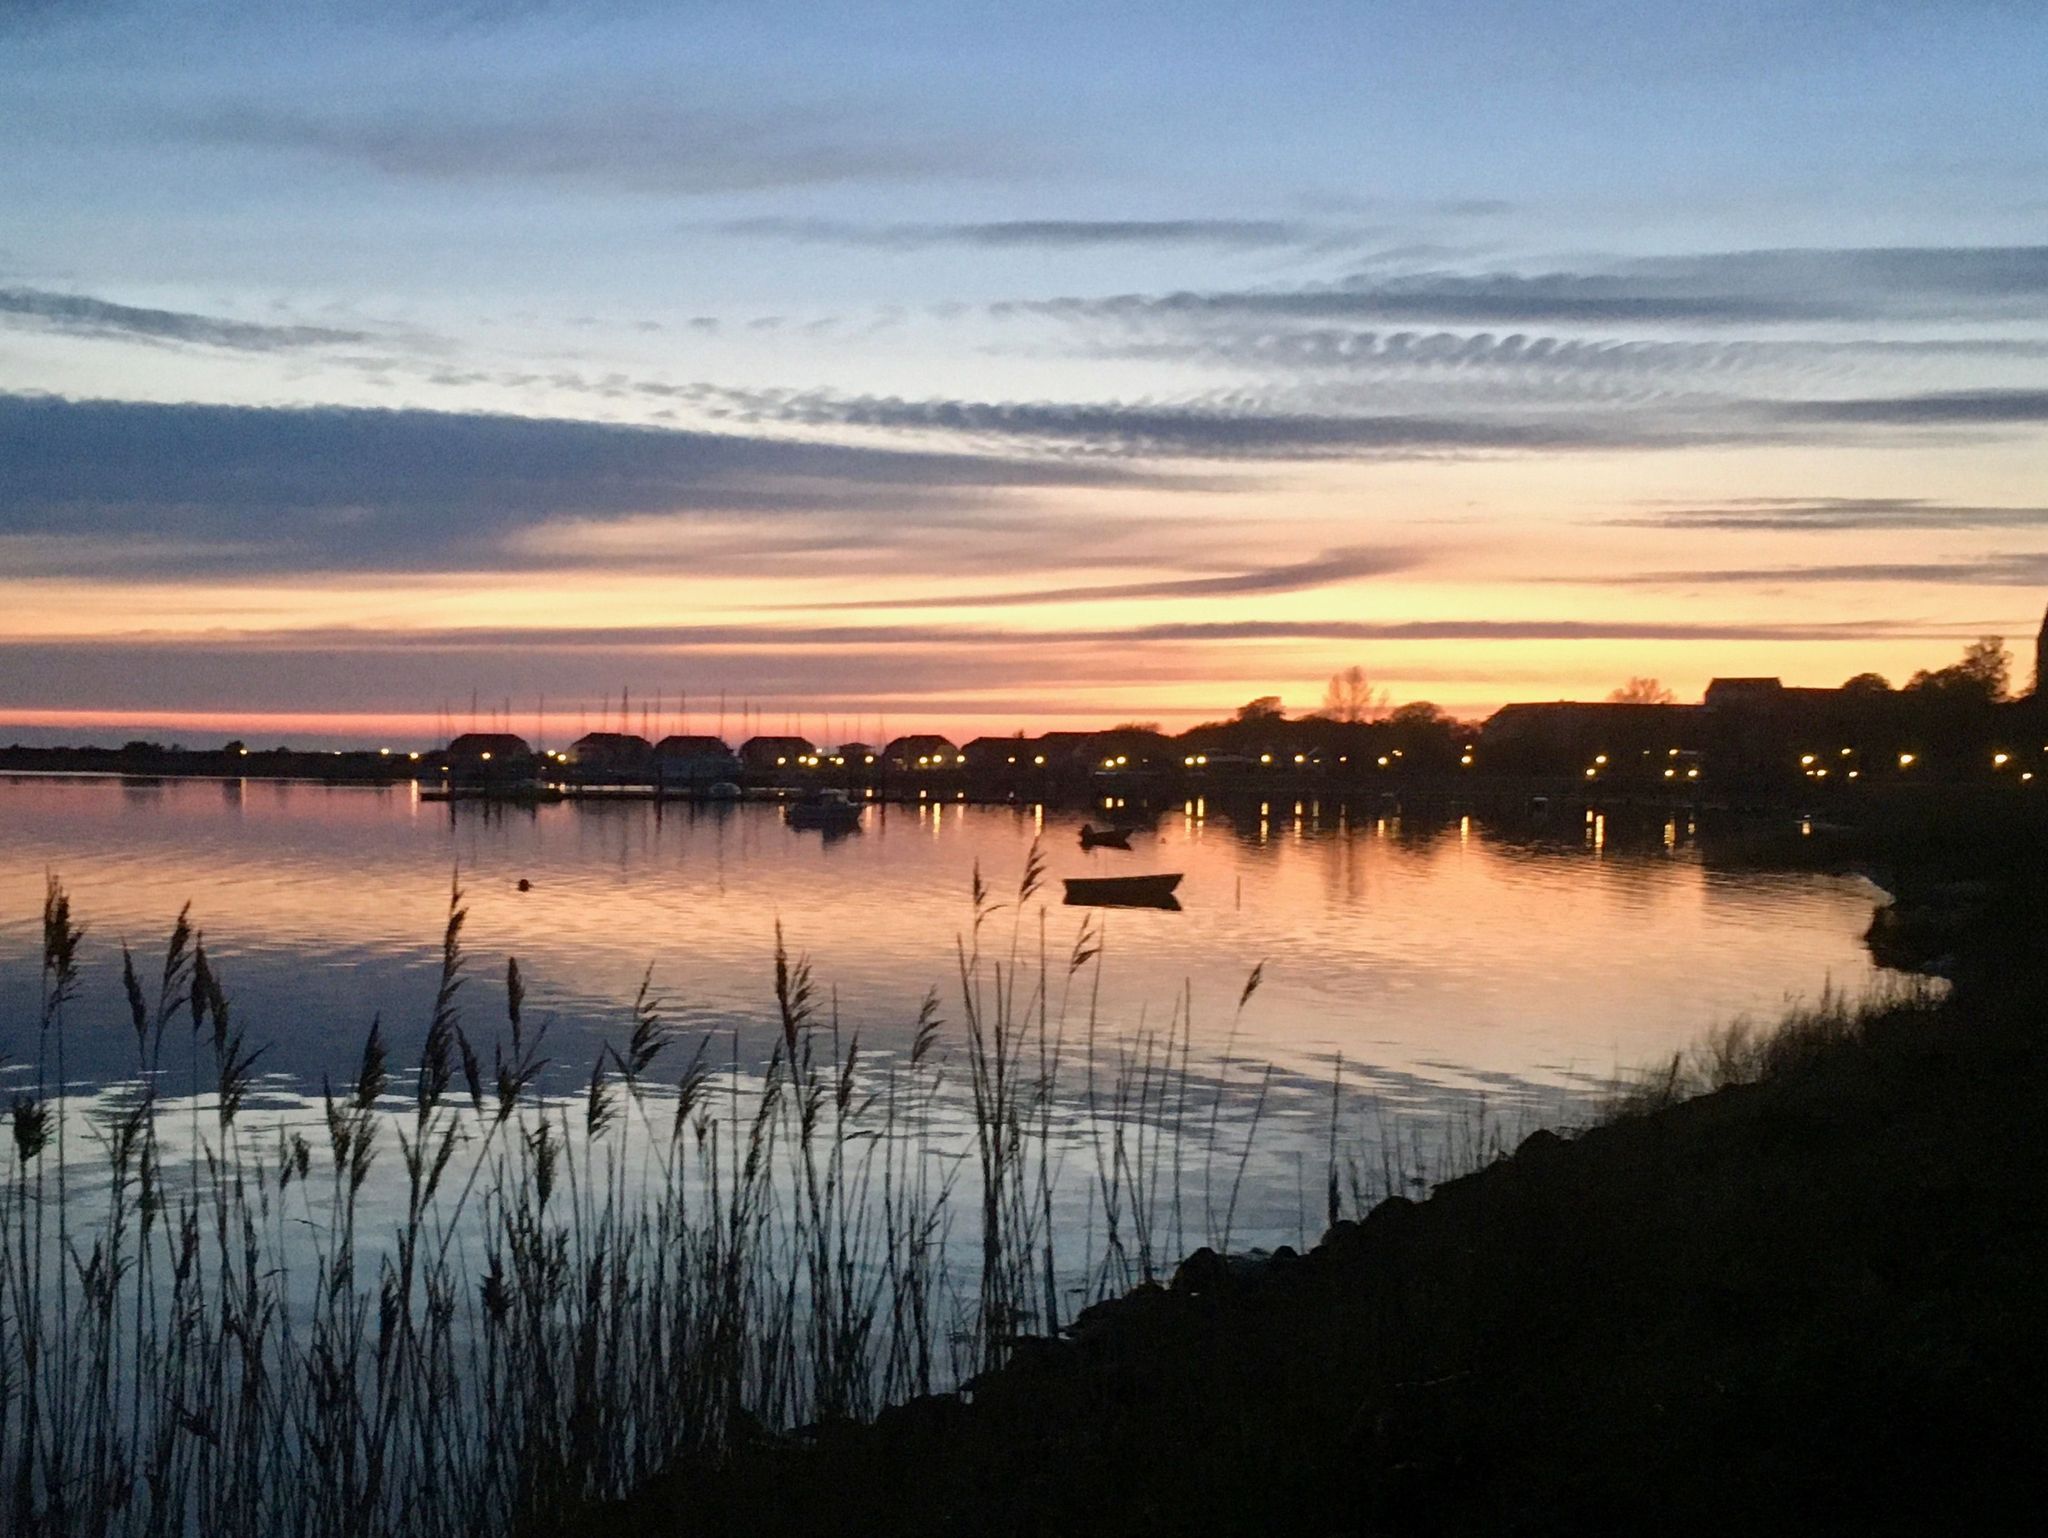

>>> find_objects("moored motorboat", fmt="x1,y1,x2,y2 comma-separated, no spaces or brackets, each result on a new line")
1061,873,1182,909
1078,824,1132,850
787,788,863,831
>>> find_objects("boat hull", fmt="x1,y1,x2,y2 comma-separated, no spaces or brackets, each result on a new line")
787,803,863,831
1061,873,1182,909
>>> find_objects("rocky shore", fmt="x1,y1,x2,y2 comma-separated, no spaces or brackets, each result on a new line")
554,806,2048,1536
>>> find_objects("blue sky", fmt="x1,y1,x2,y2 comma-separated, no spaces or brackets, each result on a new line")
3,1,2046,744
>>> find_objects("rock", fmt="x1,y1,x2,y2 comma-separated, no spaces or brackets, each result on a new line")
1317,1219,1364,1256
1003,1335,1071,1376
873,1392,964,1439
1171,1246,1229,1295
1515,1128,1566,1163
1362,1194,1419,1236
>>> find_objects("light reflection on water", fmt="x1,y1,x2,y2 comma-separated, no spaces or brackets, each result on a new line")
1,776,1886,1119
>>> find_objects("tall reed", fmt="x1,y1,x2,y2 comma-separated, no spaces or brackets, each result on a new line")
0,852,1532,1538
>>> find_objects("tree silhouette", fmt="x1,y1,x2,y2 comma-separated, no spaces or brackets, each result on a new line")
1233,696,1286,724
1320,665,1388,723
1906,637,2010,703
1607,677,1676,705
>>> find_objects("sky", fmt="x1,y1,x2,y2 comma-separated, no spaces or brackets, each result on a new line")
3,0,2047,748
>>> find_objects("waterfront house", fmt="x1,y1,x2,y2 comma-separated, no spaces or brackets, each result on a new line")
739,735,816,772
884,734,962,770
564,732,655,780
652,734,741,786
443,732,538,787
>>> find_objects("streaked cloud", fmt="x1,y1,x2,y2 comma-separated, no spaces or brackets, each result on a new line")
692,385,1748,459
1779,387,2048,425
1593,553,2048,587
717,217,1327,250
0,287,370,351
1009,245,2048,330
809,545,1424,610
0,392,1178,574
185,99,1011,195
1618,497,2048,532
8,616,1938,654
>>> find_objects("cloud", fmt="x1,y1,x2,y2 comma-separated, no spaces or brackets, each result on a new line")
0,392,1177,574
807,545,1424,610
1008,245,2048,331
186,98,1009,195
1109,328,2048,382
0,286,371,351
1020,281,1833,329
15,617,1937,654
1618,497,2048,531
4,613,1964,720
1777,388,2048,425
717,217,1324,250
1592,553,2048,586
692,385,1742,460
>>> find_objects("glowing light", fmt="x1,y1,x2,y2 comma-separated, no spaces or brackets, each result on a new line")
1993,752,2010,767
1585,767,1597,778
480,751,492,761
1293,753,1306,764
1594,754,1607,765
1800,754,1816,766
1033,755,1045,766
1376,756,1389,767
1898,752,1916,768
1459,754,1473,766
1260,753,1273,764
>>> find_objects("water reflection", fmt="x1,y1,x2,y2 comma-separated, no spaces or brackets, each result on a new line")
0,778,1885,1115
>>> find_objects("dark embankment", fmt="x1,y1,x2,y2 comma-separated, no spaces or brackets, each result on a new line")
560,810,2048,1537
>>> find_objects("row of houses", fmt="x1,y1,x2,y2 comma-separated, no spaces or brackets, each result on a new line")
1479,672,2048,784
439,728,1140,785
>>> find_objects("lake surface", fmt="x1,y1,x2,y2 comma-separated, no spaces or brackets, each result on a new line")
1,775,1887,1127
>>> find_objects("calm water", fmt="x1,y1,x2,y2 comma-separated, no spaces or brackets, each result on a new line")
1,776,1887,1123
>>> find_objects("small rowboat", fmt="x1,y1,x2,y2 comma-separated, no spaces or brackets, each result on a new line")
1062,873,1182,909
1078,825,1132,850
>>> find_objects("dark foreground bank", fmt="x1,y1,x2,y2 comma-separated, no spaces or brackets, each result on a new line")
558,817,2048,1537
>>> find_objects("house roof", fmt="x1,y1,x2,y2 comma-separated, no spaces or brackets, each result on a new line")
446,732,532,757
654,735,733,756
